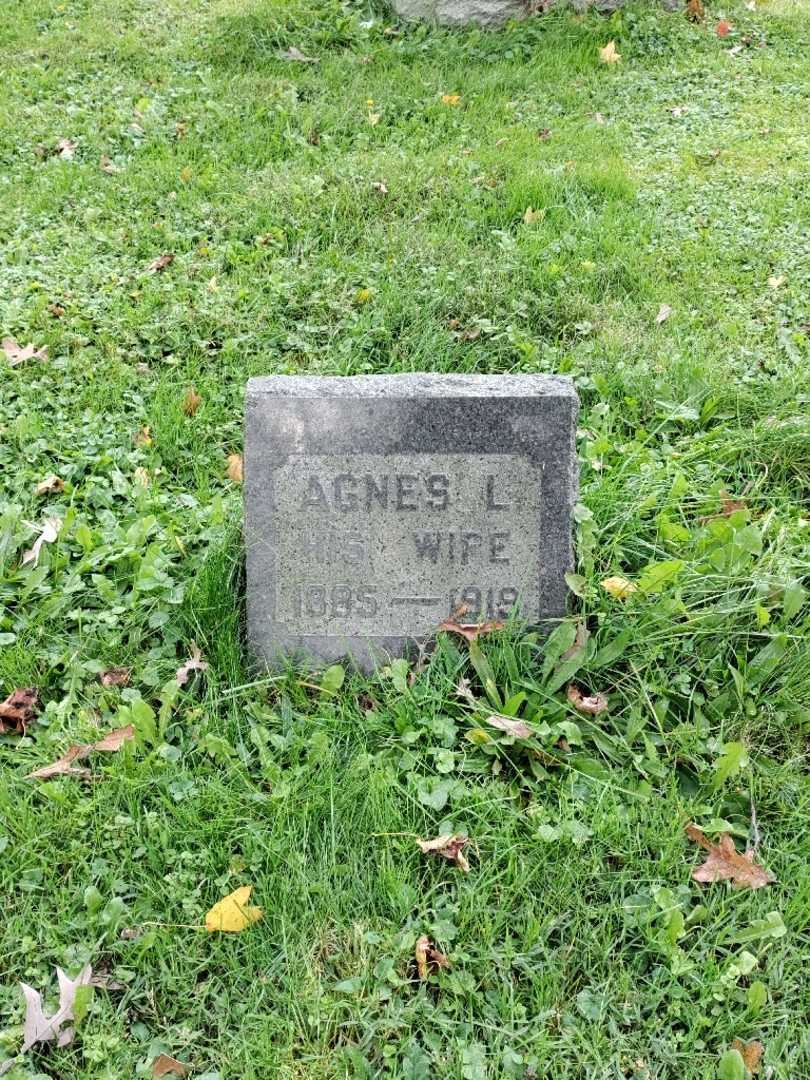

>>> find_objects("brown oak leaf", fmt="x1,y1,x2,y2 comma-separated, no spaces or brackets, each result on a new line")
685,0,704,22
3,337,49,367
176,644,208,686
484,713,533,739
99,667,131,688
566,684,609,715
732,1039,764,1075
414,935,450,980
148,253,174,272
416,834,470,872
686,825,774,889
151,1053,191,1077
27,725,135,780
438,618,504,642
0,688,39,734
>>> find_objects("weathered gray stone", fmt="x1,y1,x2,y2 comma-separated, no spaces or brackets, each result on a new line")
245,374,578,672
390,0,530,28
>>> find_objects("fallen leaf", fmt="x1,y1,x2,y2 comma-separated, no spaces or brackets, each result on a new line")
226,452,243,483
148,253,174,272
371,180,388,194
437,618,505,642
560,620,589,664
135,425,153,447
27,725,135,780
414,935,450,980
47,303,66,317
175,643,208,686
354,287,372,304
455,677,476,705
99,667,131,687
731,1039,764,1075
594,112,606,124
716,19,732,36
685,0,704,22
0,688,39,734
599,40,621,64
767,274,785,290
484,714,533,738
458,327,481,342
22,516,61,567
656,303,673,325
34,474,64,496
416,834,470,872
151,1053,191,1078
205,885,263,932
600,575,637,599
134,466,150,487
182,387,202,416
10,965,92,1065
281,45,318,63
523,206,543,225
686,825,774,890
537,128,552,140
56,137,76,160
441,94,461,106
179,165,192,183
367,111,381,126
566,684,609,715
2,337,49,367
99,155,120,174
700,490,746,523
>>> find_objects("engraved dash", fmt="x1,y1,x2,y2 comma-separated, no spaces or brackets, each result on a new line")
391,596,442,605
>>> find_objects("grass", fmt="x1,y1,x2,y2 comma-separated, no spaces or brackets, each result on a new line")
1,0,809,1076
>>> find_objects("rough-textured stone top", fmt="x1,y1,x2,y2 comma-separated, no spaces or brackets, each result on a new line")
247,373,576,399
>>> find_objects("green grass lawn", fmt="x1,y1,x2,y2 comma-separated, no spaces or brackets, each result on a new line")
1,0,809,1076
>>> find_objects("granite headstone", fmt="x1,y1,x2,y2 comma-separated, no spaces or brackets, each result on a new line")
245,374,577,671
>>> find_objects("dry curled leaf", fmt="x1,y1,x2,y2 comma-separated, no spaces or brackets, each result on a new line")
175,644,208,686
281,45,319,63
151,1053,191,1077
10,964,92,1066
135,425,153,447
22,516,60,567
415,935,450,980
371,180,388,194
686,825,774,890
226,452,243,484
34,474,64,496
182,386,202,416
715,19,732,36
56,137,76,159
700,490,746,523
484,714,533,739
27,725,134,780
767,274,785,290
99,155,120,174
537,128,552,141
438,618,504,642
656,303,672,325
685,0,704,22
441,94,461,106
99,667,131,688
600,575,637,599
0,688,39,734
566,684,609,715
416,834,470,872
732,1039,764,1075
560,620,589,664
3,337,49,367
599,40,621,64
205,885,263,932
148,253,174,272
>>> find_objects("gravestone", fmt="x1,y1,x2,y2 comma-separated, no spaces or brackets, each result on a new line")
245,374,577,672
390,0,530,27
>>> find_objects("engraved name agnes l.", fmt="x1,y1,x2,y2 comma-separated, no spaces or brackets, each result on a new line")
272,453,542,636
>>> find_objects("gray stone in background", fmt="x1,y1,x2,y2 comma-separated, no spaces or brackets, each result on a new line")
245,374,578,672
390,0,530,27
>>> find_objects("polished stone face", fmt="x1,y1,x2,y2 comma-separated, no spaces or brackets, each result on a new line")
245,374,578,671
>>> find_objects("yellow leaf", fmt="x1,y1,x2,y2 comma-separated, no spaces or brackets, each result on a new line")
354,287,372,305
179,165,192,183
599,40,621,64
600,575,637,599
767,275,785,290
523,206,543,225
441,94,461,106
205,886,263,933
